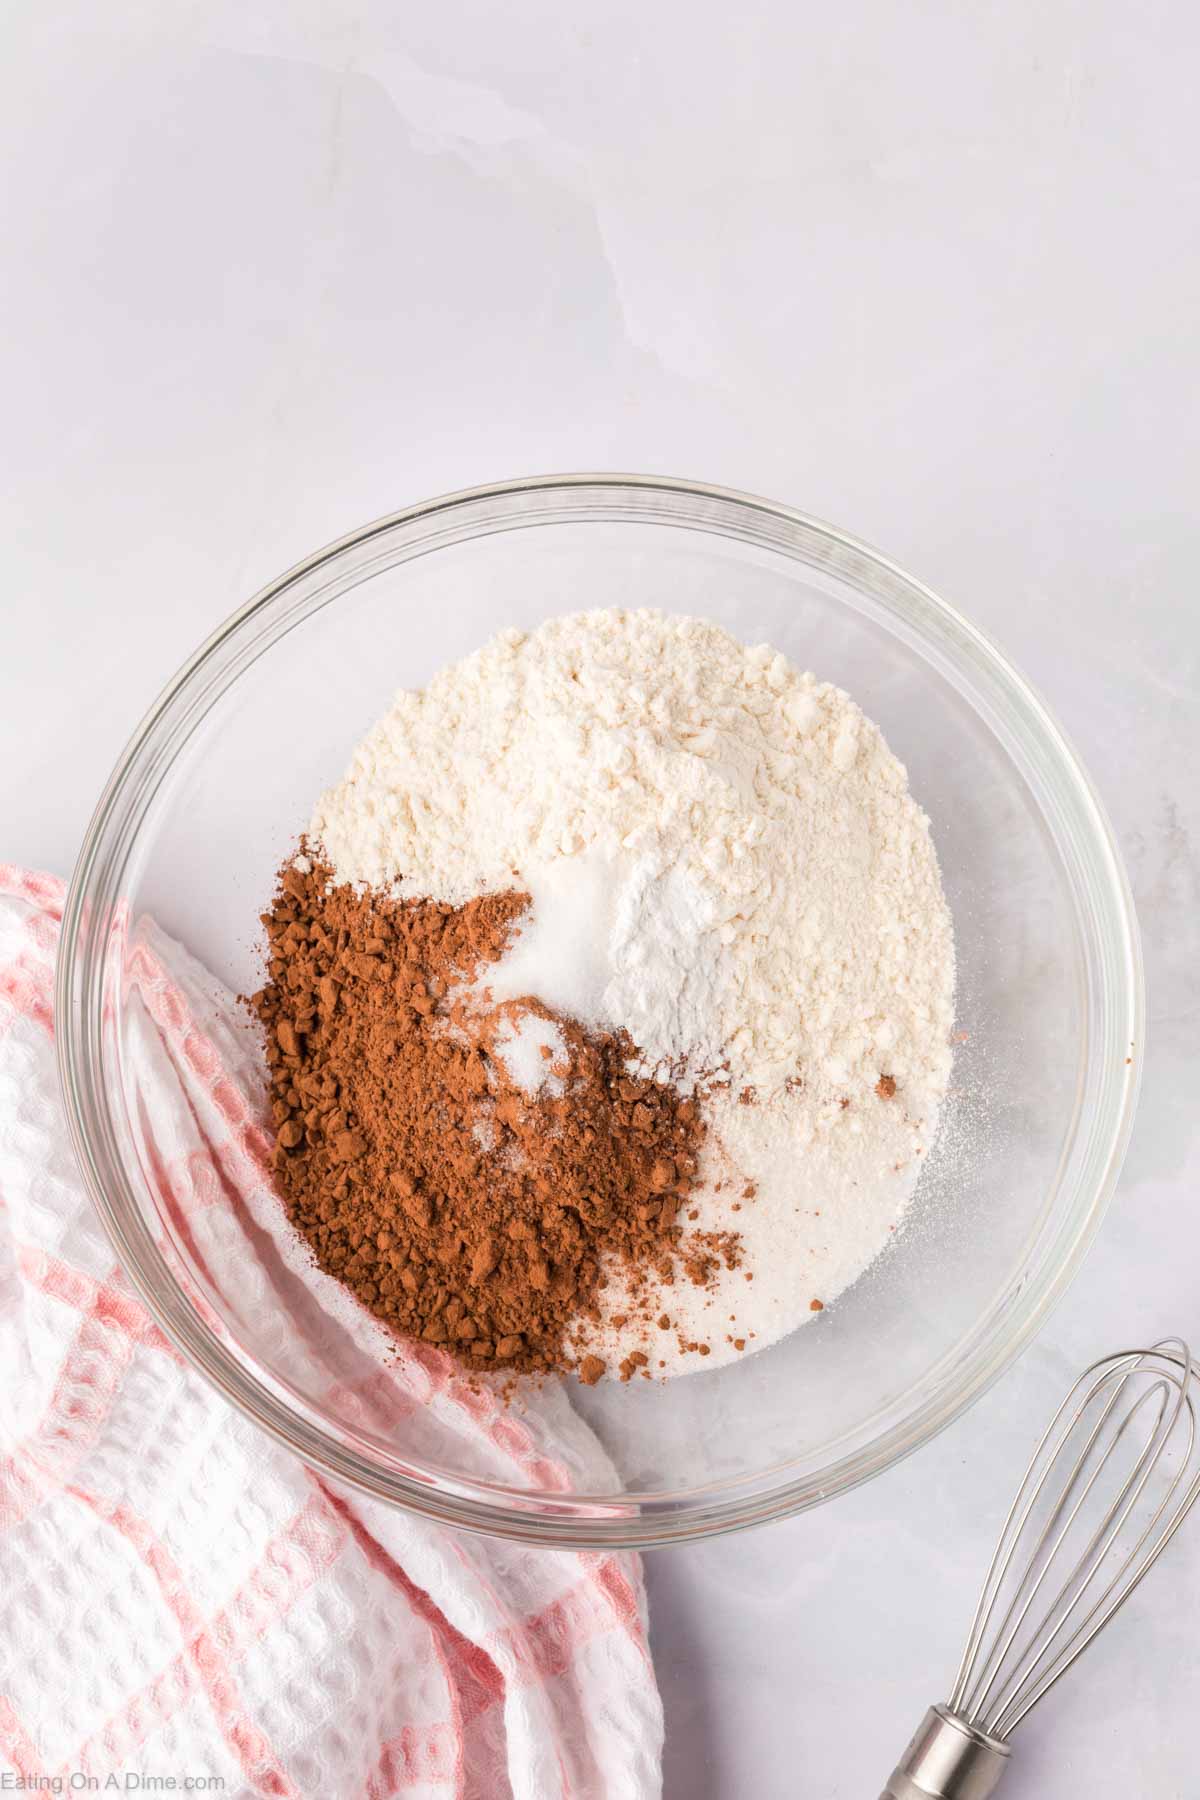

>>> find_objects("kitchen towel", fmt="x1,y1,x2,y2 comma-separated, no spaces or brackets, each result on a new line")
0,866,662,1799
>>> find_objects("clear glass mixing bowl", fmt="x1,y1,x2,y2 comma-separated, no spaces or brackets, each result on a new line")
57,475,1142,1547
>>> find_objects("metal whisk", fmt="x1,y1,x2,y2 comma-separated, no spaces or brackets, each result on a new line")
881,1339,1200,1799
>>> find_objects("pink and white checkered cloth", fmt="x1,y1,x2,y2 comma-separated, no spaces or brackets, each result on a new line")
0,867,663,1799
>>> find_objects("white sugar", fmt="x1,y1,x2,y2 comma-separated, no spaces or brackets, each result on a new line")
484,855,616,1026
493,1010,569,1097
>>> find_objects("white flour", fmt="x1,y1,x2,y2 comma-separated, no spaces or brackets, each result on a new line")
311,611,955,1376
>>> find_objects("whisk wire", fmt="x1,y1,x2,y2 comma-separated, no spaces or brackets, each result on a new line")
983,1376,1178,1735
950,1341,1198,1739
948,1358,1133,1719
997,1391,1199,1735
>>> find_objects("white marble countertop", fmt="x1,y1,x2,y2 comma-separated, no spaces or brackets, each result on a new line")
4,4,1197,1793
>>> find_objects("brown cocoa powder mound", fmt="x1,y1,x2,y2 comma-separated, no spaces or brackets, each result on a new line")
249,857,709,1379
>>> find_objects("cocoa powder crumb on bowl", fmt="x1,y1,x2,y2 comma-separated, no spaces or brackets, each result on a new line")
679,1230,742,1288
250,855,713,1381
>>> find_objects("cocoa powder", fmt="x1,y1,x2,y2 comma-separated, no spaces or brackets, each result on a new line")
250,857,709,1379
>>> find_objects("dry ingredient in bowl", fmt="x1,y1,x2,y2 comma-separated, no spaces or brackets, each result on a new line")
252,859,708,1379
258,609,955,1382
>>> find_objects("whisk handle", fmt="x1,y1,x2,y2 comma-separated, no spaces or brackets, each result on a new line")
879,1705,1011,1800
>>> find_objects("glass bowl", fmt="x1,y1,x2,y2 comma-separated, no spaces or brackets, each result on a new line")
56,475,1142,1547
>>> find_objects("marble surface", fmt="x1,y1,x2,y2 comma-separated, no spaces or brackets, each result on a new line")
4,4,1198,1793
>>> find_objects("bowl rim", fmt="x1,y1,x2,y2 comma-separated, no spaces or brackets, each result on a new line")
55,470,1144,1547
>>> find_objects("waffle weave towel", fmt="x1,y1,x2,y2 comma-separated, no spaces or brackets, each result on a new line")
0,866,662,1799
